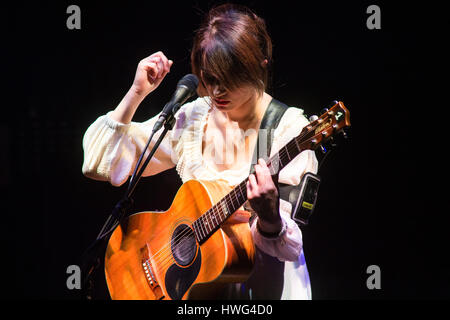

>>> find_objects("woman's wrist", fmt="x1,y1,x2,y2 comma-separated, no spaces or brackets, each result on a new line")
256,216,286,238
110,86,146,124
129,84,150,99
256,214,283,235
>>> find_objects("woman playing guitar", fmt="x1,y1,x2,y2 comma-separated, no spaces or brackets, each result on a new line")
82,4,318,300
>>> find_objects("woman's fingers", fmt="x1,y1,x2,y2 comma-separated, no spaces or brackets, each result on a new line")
131,51,173,97
153,51,172,75
158,51,172,73
160,57,173,79
247,159,280,223
150,56,164,79
254,158,271,189
247,173,259,199
140,62,155,81
142,52,172,81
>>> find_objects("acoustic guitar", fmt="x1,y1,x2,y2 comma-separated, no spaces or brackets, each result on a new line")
104,101,351,300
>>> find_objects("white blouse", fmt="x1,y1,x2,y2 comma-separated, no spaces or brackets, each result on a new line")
82,96,318,300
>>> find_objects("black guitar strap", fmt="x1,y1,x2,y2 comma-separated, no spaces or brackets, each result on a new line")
250,98,289,172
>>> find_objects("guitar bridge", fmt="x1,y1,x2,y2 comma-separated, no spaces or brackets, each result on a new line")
141,244,165,300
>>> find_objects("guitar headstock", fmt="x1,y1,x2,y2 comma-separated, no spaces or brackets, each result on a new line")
298,101,351,151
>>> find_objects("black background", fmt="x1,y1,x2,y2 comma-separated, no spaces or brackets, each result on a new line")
1,0,447,301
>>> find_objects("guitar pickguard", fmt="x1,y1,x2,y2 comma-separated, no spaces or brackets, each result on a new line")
165,249,202,300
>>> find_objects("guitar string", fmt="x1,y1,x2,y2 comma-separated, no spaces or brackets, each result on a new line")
144,140,299,271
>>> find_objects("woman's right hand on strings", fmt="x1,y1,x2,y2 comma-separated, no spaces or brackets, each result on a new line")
131,51,173,98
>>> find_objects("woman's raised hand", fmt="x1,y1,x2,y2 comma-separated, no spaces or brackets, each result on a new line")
110,51,173,124
131,51,173,98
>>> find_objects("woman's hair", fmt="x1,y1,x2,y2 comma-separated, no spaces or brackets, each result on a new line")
191,3,272,96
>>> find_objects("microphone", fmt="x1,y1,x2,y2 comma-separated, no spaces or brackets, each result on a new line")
152,74,199,133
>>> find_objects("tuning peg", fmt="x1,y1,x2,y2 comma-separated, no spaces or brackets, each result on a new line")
309,115,318,122
320,101,339,116
328,100,339,108
320,108,329,115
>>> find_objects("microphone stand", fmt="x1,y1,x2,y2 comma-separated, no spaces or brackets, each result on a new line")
81,107,178,299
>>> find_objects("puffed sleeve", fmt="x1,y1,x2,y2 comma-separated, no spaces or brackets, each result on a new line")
250,107,318,262
81,99,201,186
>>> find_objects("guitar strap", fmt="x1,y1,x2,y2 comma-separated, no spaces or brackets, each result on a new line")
250,98,289,171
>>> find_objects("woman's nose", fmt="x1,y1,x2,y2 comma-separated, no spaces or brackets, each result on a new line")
213,85,225,97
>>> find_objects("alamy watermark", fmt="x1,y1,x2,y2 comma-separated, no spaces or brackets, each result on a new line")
66,265,81,290
66,5,81,30
366,264,381,290
366,5,381,30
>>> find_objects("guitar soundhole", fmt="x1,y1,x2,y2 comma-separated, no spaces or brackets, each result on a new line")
171,224,198,267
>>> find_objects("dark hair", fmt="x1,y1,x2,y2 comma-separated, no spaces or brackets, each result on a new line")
191,3,272,96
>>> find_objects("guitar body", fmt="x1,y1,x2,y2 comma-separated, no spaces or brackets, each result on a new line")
104,179,255,300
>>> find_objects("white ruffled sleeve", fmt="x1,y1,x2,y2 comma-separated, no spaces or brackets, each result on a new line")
250,107,318,262
81,98,204,186
82,110,178,186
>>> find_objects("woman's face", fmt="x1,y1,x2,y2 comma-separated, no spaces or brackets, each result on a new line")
201,71,259,112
